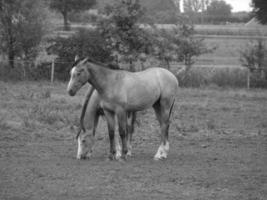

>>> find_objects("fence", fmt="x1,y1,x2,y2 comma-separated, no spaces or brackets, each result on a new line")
0,59,64,82
1,59,267,89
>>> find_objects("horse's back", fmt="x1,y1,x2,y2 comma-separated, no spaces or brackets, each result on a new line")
140,67,178,95
102,67,178,111
131,67,178,105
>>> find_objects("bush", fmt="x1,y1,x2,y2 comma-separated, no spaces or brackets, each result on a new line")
177,66,249,88
69,10,98,23
48,29,113,80
0,63,23,81
0,61,52,81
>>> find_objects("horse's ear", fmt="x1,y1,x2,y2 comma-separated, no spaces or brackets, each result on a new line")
74,55,79,62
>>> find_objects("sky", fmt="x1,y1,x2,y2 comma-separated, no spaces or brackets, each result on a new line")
225,0,252,12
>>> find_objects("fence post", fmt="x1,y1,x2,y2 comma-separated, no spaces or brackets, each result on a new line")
51,60,55,83
247,68,250,90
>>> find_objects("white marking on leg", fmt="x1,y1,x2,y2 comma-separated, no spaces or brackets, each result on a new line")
77,138,82,159
126,139,132,157
115,132,122,160
154,141,169,160
154,143,165,160
164,141,169,153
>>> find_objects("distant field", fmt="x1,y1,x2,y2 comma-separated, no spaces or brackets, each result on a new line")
52,23,267,67
170,24,267,66
196,37,250,66
0,81,266,200
195,24,267,37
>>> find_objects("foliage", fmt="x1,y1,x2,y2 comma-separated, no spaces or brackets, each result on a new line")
252,0,267,24
68,10,98,23
239,39,267,89
146,10,180,24
0,0,49,68
49,0,211,80
49,0,96,30
143,0,180,23
48,29,113,80
98,0,153,71
182,0,210,24
206,0,232,24
154,22,213,70
240,39,266,74
172,23,212,68
183,0,203,13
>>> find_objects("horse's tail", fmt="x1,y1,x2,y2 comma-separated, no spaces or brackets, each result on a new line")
127,111,137,135
76,86,95,139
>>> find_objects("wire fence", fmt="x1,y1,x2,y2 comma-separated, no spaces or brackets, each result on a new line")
1,58,267,89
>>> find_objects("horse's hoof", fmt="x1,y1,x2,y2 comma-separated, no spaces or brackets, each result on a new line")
117,157,126,163
108,154,116,161
115,152,122,160
126,151,132,157
153,155,167,161
120,154,128,161
153,156,160,161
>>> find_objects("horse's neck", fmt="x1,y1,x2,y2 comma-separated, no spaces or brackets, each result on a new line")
86,62,113,95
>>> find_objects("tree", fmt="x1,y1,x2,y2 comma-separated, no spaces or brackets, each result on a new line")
184,0,202,13
172,0,181,13
48,29,113,80
252,0,267,24
49,0,96,30
152,20,213,73
98,0,153,71
0,0,49,68
183,0,210,23
173,23,212,69
240,39,267,89
206,0,232,24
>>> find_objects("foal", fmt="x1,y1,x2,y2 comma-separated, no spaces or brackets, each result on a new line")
75,85,136,160
67,58,178,160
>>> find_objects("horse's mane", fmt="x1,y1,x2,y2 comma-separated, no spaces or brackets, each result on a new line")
73,57,121,70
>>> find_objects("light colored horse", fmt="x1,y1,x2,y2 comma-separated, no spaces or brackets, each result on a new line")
67,58,178,160
74,85,136,160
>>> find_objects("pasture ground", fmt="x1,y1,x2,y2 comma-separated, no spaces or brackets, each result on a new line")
0,81,266,200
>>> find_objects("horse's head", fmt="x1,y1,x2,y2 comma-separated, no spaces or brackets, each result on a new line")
67,58,90,96
76,128,95,160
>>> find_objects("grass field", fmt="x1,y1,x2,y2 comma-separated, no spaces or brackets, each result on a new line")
0,81,266,200
195,24,267,37
196,36,267,66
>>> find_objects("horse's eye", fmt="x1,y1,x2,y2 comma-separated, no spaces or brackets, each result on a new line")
77,72,81,76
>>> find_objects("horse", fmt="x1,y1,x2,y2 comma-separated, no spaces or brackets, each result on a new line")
67,58,178,160
74,85,136,160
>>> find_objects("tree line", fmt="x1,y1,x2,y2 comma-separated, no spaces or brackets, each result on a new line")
0,0,267,85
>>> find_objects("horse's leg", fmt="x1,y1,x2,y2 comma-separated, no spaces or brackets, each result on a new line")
117,110,128,160
92,112,100,137
126,112,135,156
114,121,122,160
104,110,117,160
153,99,173,160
